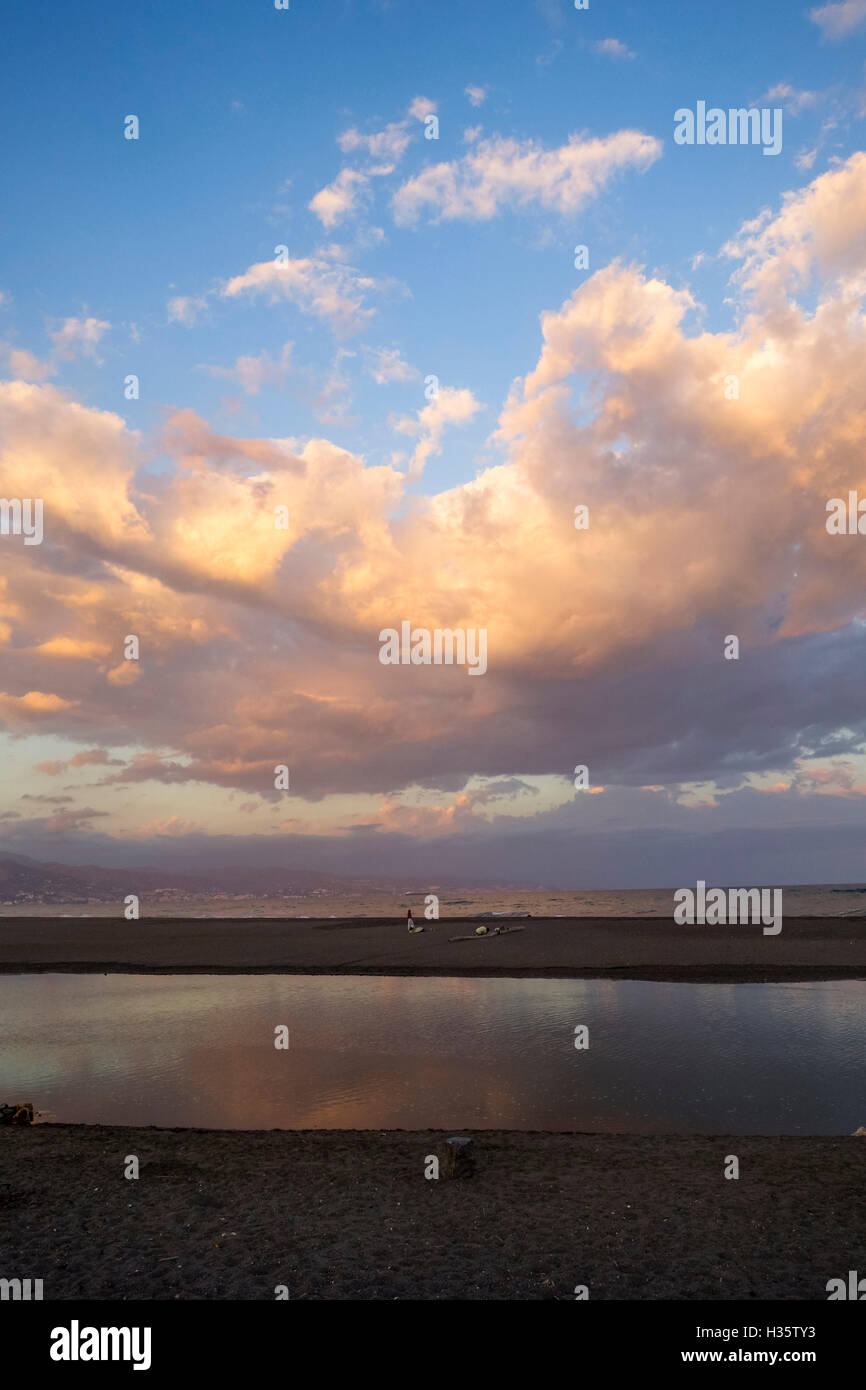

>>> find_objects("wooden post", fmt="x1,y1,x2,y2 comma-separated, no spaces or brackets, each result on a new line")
436,1136,474,1178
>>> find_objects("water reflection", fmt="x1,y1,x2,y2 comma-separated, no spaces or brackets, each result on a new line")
1,974,862,1133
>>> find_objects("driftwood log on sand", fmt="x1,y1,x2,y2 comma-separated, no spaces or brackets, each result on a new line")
447,926,527,942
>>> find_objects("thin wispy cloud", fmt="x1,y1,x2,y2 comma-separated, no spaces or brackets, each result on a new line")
364,346,420,384
221,252,380,335
48,316,110,361
200,342,294,395
392,130,661,224
758,82,818,114
810,0,866,39
593,38,636,60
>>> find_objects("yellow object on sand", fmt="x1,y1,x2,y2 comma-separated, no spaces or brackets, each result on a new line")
0,1102,34,1125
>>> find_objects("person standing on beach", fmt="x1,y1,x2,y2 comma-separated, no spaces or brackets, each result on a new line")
407,909,417,932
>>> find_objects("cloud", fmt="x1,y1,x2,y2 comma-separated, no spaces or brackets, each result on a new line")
364,346,420,384
295,780,541,839
221,252,380,335
408,96,437,122
158,406,303,474
20,794,75,804
392,385,483,480
134,816,204,837
0,691,76,725
105,660,141,686
338,121,412,163
312,100,441,226
34,806,109,834
721,149,866,308
810,0,866,38
392,129,661,224
536,39,563,69
313,348,357,426
759,82,818,115
201,341,294,395
48,317,110,360
167,295,208,326
0,380,148,547
465,85,488,107
35,749,123,775
34,636,112,660
1,345,55,382
793,759,866,797
593,38,635,60
3,155,866,844
309,168,371,228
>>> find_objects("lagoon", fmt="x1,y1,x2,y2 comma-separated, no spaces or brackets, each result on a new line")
2,973,862,1133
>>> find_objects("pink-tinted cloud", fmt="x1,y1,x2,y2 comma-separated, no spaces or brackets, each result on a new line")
35,749,123,775
221,252,379,335
48,316,110,361
1,155,866,833
810,0,866,39
392,129,661,224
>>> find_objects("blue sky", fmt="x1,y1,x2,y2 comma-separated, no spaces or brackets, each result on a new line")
3,0,863,493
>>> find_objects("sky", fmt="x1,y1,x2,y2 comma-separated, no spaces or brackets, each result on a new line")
2,0,866,886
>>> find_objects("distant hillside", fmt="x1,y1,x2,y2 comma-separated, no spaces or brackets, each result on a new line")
0,850,499,904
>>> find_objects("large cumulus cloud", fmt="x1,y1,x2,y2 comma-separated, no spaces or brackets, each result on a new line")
1,156,866,850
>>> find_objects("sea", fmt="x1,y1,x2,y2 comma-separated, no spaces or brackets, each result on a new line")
5,883,866,918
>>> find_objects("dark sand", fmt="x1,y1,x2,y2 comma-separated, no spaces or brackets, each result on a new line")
4,918,862,1301
0,913,863,980
1,1126,862,1300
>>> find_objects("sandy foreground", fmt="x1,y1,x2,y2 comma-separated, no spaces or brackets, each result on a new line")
3,917,863,1301
0,913,863,980
1,1126,862,1300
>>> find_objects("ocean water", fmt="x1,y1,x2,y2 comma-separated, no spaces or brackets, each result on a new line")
3,972,863,1133
6,883,866,919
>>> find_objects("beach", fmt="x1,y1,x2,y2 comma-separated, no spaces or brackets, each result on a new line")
3,914,863,1302
1,1125,861,1300
0,913,863,981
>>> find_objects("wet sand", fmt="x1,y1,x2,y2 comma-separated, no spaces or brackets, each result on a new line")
1,1125,862,1300
0,913,863,980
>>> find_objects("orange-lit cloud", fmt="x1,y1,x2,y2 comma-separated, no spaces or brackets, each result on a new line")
2,155,866,836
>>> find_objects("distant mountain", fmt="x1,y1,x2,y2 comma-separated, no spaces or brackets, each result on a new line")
0,850,507,904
